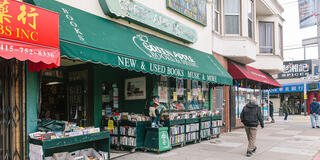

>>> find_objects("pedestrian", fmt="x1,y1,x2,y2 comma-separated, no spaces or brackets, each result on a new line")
267,100,275,123
309,98,320,128
240,96,264,157
281,97,291,120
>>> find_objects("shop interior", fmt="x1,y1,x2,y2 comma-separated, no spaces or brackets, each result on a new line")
280,92,304,115
37,58,214,127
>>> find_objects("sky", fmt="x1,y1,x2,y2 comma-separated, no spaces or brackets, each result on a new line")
279,0,318,61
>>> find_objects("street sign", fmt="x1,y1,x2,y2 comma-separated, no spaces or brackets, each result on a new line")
302,37,318,46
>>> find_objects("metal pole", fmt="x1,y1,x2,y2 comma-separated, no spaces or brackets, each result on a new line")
304,46,306,60
304,79,307,116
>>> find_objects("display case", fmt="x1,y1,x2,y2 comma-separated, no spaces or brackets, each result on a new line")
29,131,110,160
199,116,212,141
163,119,185,147
212,115,223,137
185,118,199,143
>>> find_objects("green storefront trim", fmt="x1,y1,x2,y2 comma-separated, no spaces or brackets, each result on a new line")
26,62,40,158
31,0,232,85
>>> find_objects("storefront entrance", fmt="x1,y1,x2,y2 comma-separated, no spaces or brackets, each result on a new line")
0,59,25,160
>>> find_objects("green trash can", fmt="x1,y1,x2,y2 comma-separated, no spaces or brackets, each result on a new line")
144,127,172,153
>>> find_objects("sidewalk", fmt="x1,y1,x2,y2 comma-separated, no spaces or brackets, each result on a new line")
113,115,320,160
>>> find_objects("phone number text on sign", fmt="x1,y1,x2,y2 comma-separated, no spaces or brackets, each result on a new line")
0,39,59,62
0,43,55,58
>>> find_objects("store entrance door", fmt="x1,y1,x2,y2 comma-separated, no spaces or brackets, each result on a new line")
0,59,25,160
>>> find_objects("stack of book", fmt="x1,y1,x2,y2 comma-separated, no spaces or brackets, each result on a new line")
170,125,185,135
186,123,199,132
200,129,211,138
119,136,136,146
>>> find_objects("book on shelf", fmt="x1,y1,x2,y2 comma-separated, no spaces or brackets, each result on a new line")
213,127,221,135
119,136,136,146
170,134,185,145
200,129,211,138
201,121,211,129
186,132,198,141
111,136,118,145
119,126,136,136
170,125,185,135
186,123,199,132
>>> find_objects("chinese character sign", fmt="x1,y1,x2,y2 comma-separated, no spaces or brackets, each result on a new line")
0,0,60,69
0,0,59,48
277,60,312,79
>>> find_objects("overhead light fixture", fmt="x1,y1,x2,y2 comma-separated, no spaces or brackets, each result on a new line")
46,82,63,85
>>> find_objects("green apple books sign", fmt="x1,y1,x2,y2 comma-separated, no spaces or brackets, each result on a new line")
99,0,197,43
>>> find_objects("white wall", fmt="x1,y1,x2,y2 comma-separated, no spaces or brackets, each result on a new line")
56,0,213,54
212,0,258,64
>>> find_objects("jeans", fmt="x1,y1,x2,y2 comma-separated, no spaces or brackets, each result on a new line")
284,112,288,120
310,114,319,127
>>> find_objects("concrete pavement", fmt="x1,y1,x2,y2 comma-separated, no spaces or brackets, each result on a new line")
113,115,320,160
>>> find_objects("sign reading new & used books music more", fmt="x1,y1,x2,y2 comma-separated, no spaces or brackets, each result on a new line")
99,0,197,43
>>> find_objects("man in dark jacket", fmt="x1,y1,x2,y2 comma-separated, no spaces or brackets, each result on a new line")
309,98,320,128
241,96,264,157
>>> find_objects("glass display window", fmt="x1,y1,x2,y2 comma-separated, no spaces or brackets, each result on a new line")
235,87,262,118
166,77,210,111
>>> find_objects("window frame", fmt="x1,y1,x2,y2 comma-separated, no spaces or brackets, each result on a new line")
248,0,254,39
259,21,275,54
279,24,283,57
213,0,221,34
224,0,241,35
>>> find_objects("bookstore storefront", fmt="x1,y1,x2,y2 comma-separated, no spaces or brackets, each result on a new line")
228,61,281,128
26,0,233,155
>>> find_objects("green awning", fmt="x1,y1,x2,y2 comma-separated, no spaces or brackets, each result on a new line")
31,0,232,85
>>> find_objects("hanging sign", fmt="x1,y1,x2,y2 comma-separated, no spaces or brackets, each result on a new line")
277,60,312,79
167,0,207,26
99,0,197,43
0,0,60,68
107,120,114,130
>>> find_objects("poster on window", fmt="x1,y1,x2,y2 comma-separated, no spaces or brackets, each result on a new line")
192,80,199,96
158,81,168,103
176,79,184,95
125,77,146,100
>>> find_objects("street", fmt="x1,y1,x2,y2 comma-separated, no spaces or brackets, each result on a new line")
113,115,320,160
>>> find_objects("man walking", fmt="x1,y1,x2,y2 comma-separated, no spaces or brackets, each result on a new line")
282,97,291,120
309,98,320,128
241,97,264,157
267,100,275,123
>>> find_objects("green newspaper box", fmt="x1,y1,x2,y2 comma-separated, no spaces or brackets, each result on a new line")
144,127,172,153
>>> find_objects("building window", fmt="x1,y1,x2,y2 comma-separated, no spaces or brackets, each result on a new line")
214,0,221,33
259,22,274,54
224,0,240,34
248,0,253,39
279,25,283,57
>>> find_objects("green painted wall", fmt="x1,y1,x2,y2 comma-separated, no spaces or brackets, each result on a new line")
26,63,39,156
92,64,156,127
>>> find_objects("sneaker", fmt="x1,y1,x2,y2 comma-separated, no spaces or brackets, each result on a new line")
317,126,320,128
246,151,253,157
252,147,257,153
312,126,315,128
271,120,275,123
